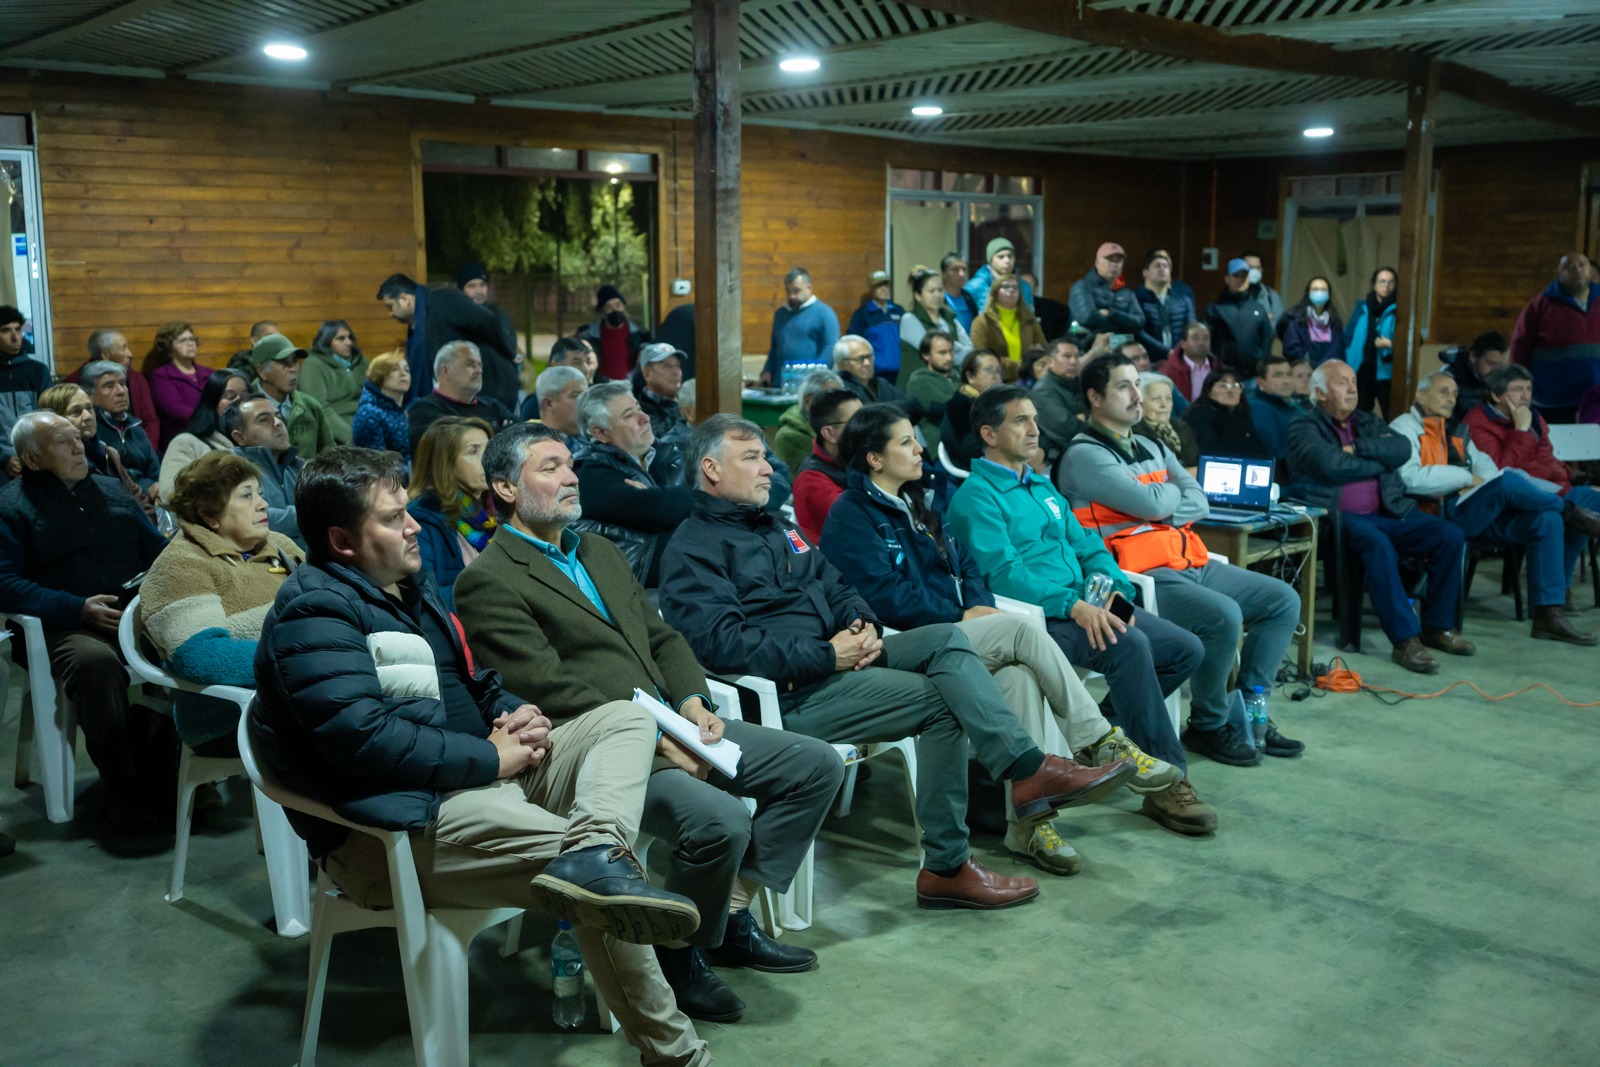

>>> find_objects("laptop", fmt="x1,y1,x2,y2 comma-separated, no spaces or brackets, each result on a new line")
1198,455,1275,524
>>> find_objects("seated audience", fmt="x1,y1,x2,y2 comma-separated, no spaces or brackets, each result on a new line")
1031,337,1086,462
1183,368,1266,459
1250,356,1300,457
38,383,156,521
1393,370,1598,645
939,349,1004,471
225,320,280,376
941,252,979,333
1016,345,1048,390
530,364,588,451
1160,322,1221,406
578,284,651,381
1059,356,1304,765
902,330,959,449
377,272,518,408
970,275,1045,380
159,369,250,501
847,269,906,377
835,333,920,419
945,387,1212,834
407,416,494,612
224,393,304,547
677,379,793,514
634,343,689,445
407,340,511,454
1120,339,1152,374
82,360,160,493
1205,259,1276,379
145,321,214,448
1134,248,1196,359
1133,376,1199,471
459,422,840,1023
1343,266,1399,416
251,334,339,459
539,334,603,394
660,414,1134,909
1068,242,1144,341
1281,276,1345,366
821,404,1181,874
773,367,844,474
0,412,173,828
1285,360,1471,674
350,348,412,459
1444,331,1509,425
1289,358,1313,405
792,388,862,543
139,451,304,753
1,306,51,479
899,267,972,386
573,380,692,586
761,267,839,387
298,320,366,443
1509,251,1600,413
248,446,710,1065
964,239,1034,315
79,328,162,452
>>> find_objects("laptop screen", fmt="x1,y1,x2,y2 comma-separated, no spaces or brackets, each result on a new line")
1198,455,1275,510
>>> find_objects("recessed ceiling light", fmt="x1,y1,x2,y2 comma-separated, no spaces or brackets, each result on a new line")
1303,126,1334,139
779,55,821,73
911,105,943,117
263,43,308,61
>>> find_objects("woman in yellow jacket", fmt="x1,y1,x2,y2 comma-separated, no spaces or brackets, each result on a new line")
969,274,1045,382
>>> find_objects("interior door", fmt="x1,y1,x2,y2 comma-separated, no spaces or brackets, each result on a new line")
0,149,52,368
889,200,959,308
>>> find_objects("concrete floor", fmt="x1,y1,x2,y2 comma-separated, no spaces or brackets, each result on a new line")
3,568,1598,1067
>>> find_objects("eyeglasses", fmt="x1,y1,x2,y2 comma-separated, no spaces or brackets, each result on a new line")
176,335,198,345
1213,381,1243,391
841,353,873,364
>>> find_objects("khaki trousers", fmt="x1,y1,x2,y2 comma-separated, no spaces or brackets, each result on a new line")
324,699,709,1067
957,613,1110,758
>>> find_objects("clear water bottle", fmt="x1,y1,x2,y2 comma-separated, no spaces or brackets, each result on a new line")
1245,685,1269,752
552,920,585,1029
1082,572,1115,610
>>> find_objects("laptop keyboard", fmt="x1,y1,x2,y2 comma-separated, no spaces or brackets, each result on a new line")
1207,506,1265,522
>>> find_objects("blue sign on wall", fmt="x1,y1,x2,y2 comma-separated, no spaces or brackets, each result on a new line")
11,234,24,256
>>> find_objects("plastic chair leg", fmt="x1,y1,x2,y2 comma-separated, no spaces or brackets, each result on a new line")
32,680,78,824
298,884,342,1067
498,913,523,958
775,845,814,932
166,747,200,903
835,763,859,817
254,786,311,937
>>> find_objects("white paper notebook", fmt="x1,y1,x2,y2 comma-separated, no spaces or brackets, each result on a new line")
632,688,743,778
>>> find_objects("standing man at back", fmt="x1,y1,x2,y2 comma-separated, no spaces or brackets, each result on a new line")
761,268,840,387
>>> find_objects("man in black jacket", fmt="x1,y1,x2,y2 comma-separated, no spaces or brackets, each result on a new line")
83,360,160,494
0,412,172,828
835,334,922,422
1066,242,1144,341
1,306,53,479
377,273,519,409
1205,258,1277,379
405,340,511,454
659,415,1134,912
250,446,710,1067
633,343,690,444
574,381,693,587
1285,360,1472,674
1443,331,1509,426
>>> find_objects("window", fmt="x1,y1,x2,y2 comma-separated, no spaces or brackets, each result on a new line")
886,168,1044,308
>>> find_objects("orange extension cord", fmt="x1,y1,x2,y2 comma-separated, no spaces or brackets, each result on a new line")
1313,656,1600,707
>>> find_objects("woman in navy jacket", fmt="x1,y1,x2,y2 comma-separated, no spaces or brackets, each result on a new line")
818,404,1179,875
406,416,495,611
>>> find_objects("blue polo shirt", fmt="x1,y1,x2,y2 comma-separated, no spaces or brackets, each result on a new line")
500,523,612,623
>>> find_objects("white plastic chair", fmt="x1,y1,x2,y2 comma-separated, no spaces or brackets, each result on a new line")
937,441,969,480
4,611,86,824
237,714,523,1067
118,598,311,938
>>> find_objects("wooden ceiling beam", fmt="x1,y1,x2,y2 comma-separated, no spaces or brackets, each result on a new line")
898,0,1600,135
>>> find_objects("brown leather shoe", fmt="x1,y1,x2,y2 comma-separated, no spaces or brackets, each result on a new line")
1008,754,1136,822
1563,503,1600,540
1420,627,1476,656
1532,605,1598,646
1391,636,1439,674
916,859,1039,910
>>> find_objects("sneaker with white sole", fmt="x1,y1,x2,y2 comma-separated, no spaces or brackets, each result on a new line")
1077,726,1183,795
1003,820,1082,876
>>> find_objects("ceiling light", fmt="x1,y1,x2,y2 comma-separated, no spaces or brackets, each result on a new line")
1303,126,1334,139
779,55,821,73
911,105,943,117
263,43,308,61
604,162,623,174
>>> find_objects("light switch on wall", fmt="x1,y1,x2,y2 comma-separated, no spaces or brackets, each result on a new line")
671,278,691,296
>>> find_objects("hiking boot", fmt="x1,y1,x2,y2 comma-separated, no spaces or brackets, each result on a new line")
1391,636,1438,674
1008,754,1135,822
1563,502,1600,540
1532,605,1597,646
1077,726,1183,794
1421,627,1475,656
1003,820,1082,876
1140,779,1218,836
530,843,701,945
655,945,745,1023
1181,722,1261,767
1262,720,1305,758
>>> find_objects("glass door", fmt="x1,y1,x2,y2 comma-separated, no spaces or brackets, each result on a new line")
0,148,53,369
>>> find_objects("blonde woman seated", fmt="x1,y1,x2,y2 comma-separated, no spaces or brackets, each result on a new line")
38,381,158,521
819,404,1180,876
139,450,303,756
1133,375,1199,473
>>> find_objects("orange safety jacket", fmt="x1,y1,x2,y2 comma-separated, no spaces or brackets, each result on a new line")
1070,448,1210,574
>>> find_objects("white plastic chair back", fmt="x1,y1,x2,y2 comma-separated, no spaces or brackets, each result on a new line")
937,440,969,480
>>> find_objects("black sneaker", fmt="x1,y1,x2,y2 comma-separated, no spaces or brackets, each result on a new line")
705,908,817,973
1181,723,1262,767
530,843,701,945
655,945,746,1023
1263,720,1305,758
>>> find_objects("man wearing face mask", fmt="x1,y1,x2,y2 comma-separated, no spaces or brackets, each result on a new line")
761,267,841,387
578,285,651,383
1242,253,1286,330
1205,258,1277,379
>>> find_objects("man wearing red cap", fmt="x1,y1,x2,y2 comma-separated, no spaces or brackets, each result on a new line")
1068,243,1146,342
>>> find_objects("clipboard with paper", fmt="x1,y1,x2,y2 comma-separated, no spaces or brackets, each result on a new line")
632,688,743,778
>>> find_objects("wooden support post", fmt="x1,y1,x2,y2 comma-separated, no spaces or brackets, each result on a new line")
1393,62,1438,416
691,0,742,417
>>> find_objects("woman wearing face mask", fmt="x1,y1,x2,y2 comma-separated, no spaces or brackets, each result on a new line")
1343,266,1399,416
1132,376,1199,472
1282,277,1346,366
898,267,973,387
406,416,495,611
970,275,1045,381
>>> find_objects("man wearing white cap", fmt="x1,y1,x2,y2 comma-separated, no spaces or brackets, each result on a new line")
1068,242,1146,341
965,238,1036,316
634,342,689,444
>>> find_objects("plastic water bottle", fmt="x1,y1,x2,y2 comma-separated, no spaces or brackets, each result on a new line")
552,920,585,1029
1245,685,1269,752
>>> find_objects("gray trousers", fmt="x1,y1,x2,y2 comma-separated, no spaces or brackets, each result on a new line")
779,622,1036,871
641,718,845,948
1149,562,1301,732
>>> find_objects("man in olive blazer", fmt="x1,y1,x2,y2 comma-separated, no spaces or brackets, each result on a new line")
456,423,844,1026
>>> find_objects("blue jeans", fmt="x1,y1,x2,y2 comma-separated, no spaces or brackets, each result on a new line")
1342,510,1465,642
1450,470,1568,607
1562,485,1600,584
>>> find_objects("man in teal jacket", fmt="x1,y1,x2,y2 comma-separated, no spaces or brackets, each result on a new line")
946,385,1214,835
